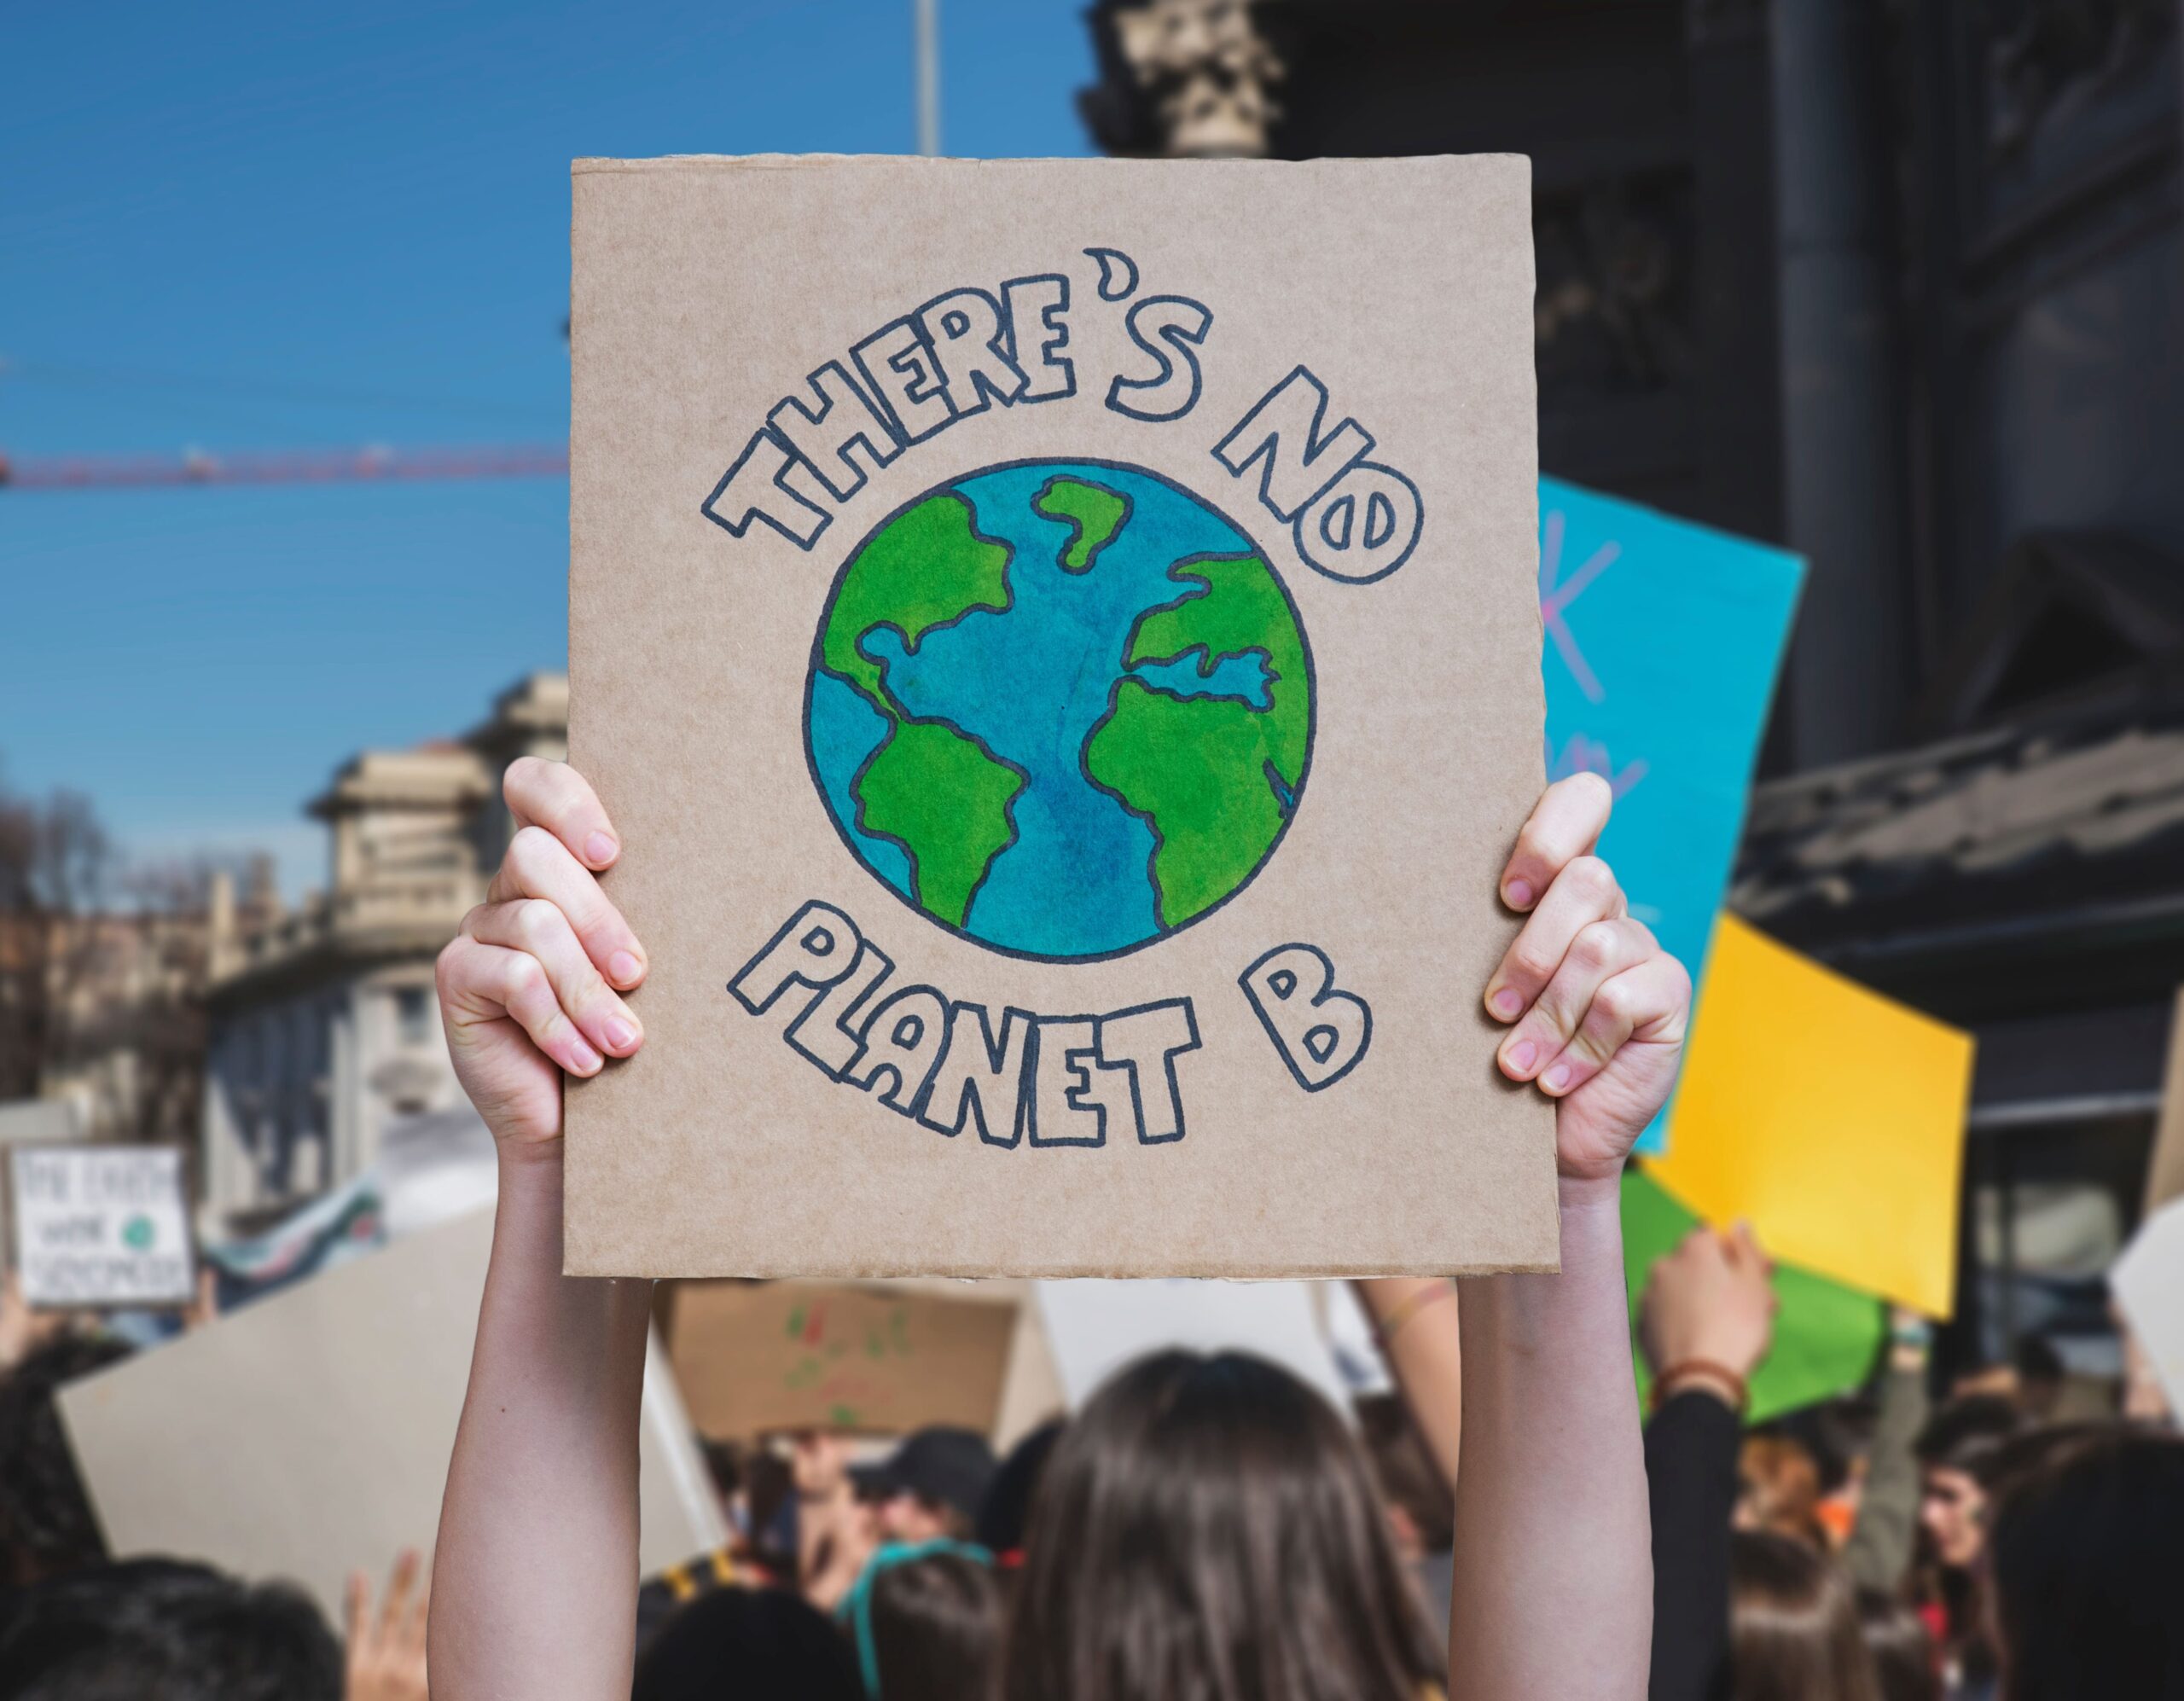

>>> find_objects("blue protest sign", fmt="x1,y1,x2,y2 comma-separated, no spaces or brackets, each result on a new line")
1537,478,1804,1152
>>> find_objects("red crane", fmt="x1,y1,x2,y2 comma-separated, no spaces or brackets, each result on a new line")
0,442,569,491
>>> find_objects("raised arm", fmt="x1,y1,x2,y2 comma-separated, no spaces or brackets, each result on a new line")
1447,775,1693,1701
428,759,655,1701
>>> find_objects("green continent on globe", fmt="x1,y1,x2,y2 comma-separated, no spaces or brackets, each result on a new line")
821,493,1014,711
819,491,1025,927
1031,475,1129,572
1084,553,1310,929
857,719,1023,927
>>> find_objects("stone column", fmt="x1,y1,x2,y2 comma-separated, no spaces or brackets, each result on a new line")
1771,0,1912,764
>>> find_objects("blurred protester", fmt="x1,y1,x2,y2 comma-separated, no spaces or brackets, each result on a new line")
1948,1337,2063,1421
0,1557,342,1701
794,1431,875,1612
0,1273,72,1376
973,1419,1062,1566
1641,1219,1777,1701
1840,1312,1932,1593
1356,1275,1463,1490
0,1330,131,1587
1001,1350,1446,1701
344,1551,429,1701
631,1585,861,1701
427,766,1688,1700
1355,1390,1456,1649
1727,1530,1880,1701
1986,1429,2184,1701
1856,1589,1940,1701
1913,1395,2018,1574
1735,1433,1828,1548
851,1425,996,1544
839,1541,1002,1701
1911,1395,2019,1696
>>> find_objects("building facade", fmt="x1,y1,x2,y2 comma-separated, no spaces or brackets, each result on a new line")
1082,0,2184,1367
200,674,566,1221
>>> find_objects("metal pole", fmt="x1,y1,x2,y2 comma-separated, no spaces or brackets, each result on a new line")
915,0,941,156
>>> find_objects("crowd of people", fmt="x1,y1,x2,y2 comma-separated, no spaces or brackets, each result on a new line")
1,763,2179,1700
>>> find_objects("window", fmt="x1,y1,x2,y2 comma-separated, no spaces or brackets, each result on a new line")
393,986,433,1046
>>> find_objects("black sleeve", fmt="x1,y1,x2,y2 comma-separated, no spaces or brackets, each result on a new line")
1646,1388,1740,1701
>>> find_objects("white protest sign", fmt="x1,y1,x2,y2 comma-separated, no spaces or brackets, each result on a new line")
2112,1196,2184,1417
9,1145,195,1307
1035,1278,1349,1414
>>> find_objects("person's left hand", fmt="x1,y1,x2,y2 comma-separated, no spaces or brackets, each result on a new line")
345,1549,429,1701
1482,774,1692,1190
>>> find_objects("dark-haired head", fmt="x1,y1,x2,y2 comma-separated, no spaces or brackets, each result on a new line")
0,1331,132,1587
1855,1588,1937,1701
0,1557,342,1701
633,1584,862,1701
1988,1428,2184,1701
1002,1350,1443,1701
1914,1395,2019,1573
1728,1530,1879,1701
864,1547,1002,1701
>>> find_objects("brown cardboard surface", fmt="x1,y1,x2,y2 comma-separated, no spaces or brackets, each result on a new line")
567,154,1554,1278
667,1280,1016,1438
57,1210,723,1620
2146,988,2184,1213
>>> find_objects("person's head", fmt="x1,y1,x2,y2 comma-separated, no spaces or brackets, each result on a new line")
1355,1392,1453,1561
973,1419,1063,1562
842,1543,1002,1701
1002,1350,1443,1701
0,1331,131,1587
853,1427,996,1543
1728,1530,1879,1701
632,1584,863,1701
1734,1432,1827,1547
1856,1588,1938,1701
2007,1336,2064,1421
0,1558,342,1701
1986,1428,2184,1701
1913,1395,2018,1570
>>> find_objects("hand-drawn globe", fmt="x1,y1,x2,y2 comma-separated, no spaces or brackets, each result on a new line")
804,459,1314,962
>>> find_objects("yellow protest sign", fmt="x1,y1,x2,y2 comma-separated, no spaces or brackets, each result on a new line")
1648,914,1973,1317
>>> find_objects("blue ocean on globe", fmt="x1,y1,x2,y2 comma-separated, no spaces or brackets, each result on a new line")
805,459,1310,961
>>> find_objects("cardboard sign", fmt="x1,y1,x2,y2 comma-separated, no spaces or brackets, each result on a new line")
1536,480,1804,1154
566,154,1551,1280
1035,1278,1350,1414
59,1209,723,1620
2111,1196,2184,1417
9,1145,195,1307
666,1280,1017,1438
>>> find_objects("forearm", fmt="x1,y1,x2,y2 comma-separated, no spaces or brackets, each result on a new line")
430,1150,653,1701
1841,1358,1928,1591
1449,1177,1651,1701
1356,1278,1462,1490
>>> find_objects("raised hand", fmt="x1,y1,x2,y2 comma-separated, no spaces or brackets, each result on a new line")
346,1549,430,1701
435,758,648,1155
1481,772,1692,1187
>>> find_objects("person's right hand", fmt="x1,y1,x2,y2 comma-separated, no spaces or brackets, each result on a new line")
436,759,648,1155
1640,1222,1777,1387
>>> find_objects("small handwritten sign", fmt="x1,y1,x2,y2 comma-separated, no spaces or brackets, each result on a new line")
9,1146,195,1307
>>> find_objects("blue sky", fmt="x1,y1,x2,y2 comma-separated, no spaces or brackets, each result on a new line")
0,0,1091,893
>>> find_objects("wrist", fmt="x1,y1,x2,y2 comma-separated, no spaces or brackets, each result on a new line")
1557,1169,1623,1218
1653,1359,1749,1415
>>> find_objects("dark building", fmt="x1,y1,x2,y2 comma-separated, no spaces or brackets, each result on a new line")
1083,0,2184,1372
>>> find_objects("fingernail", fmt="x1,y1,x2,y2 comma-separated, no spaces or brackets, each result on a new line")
566,1036,602,1072
1490,987,1523,1019
1542,1063,1572,1094
1504,878,1534,909
1506,1039,1537,1074
604,1018,639,1053
584,831,619,868
609,949,644,986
